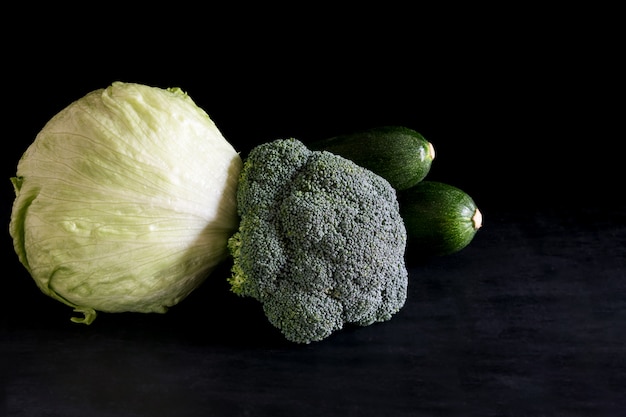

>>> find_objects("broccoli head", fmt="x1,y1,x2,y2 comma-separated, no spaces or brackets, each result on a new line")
227,138,408,343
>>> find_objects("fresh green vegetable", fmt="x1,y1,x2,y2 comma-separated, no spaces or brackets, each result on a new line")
308,125,435,190
227,138,408,344
398,181,482,257
9,82,242,324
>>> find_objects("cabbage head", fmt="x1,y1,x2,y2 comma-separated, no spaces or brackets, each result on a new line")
9,82,242,324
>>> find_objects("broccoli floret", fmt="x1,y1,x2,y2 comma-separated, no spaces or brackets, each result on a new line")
227,138,408,343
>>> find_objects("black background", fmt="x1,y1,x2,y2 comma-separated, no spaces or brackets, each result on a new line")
2,6,624,417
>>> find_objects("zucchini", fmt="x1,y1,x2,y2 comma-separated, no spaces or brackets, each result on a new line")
308,126,435,190
397,181,482,257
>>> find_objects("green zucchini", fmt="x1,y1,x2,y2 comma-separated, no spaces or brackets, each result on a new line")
308,126,435,190
397,181,482,257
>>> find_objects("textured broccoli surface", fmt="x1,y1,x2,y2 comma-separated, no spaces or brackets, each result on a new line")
227,138,408,343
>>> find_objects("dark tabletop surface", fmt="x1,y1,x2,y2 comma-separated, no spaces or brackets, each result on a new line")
4,202,625,417
3,9,623,417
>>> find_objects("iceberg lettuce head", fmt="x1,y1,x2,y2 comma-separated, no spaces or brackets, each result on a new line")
9,82,242,324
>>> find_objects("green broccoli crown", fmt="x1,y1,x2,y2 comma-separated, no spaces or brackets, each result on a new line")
227,138,408,344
